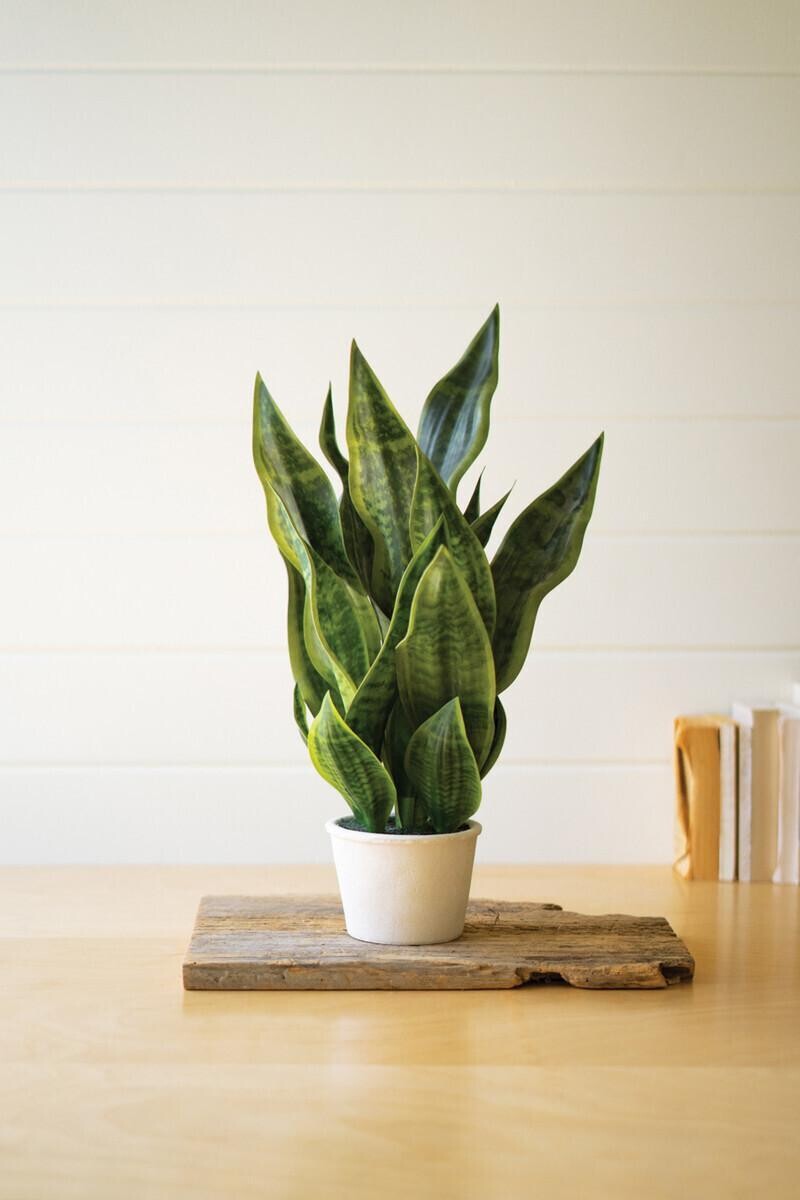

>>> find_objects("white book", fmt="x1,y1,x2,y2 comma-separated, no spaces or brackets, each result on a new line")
732,704,780,883
774,705,800,885
718,721,738,882
735,715,753,881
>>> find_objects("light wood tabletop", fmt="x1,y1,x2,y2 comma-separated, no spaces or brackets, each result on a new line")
2,865,798,1199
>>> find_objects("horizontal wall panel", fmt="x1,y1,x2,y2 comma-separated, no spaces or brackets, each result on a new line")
2,305,800,425
0,420,797,535
0,764,673,864
2,193,799,306
1,2,798,71
1,650,797,766
2,535,797,651
5,73,800,189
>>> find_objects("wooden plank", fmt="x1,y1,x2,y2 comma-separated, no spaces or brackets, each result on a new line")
182,894,695,990
1,866,797,1068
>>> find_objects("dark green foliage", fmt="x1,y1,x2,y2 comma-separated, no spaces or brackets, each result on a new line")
252,307,603,833
417,305,499,490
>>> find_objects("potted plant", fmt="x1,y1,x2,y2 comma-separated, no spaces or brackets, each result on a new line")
252,307,602,945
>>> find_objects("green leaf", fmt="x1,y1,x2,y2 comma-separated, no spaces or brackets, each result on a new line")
308,693,396,833
253,374,358,586
293,683,309,744
492,433,604,693
471,486,512,548
262,483,348,707
396,546,496,767
318,385,349,478
346,342,418,614
346,517,448,755
404,698,482,834
463,470,483,524
319,386,374,591
383,701,427,832
417,305,499,491
265,483,380,709
307,549,380,704
479,697,507,778
284,559,326,716
409,449,496,635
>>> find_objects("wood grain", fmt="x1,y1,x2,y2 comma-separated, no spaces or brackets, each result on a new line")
182,895,695,990
2,866,799,1200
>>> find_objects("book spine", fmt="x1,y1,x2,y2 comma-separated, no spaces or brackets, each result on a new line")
718,723,737,882
750,711,780,881
737,723,753,883
773,716,800,885
672,722,692,879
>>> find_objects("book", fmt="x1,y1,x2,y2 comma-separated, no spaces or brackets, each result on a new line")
673,715,738,881
732,704,780,883
774,706,800,885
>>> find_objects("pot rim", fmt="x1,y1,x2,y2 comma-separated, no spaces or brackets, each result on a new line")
325,817,482,846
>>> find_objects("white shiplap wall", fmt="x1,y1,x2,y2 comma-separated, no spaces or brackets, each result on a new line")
2,2,799,864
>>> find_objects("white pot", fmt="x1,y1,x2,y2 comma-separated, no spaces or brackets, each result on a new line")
326,818,481,945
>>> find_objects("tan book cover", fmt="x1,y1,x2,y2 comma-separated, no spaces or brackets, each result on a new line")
673,715,737,881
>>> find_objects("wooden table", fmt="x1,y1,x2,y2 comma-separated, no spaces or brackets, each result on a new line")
2,865,798,1199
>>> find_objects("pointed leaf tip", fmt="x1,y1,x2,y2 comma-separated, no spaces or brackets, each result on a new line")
346,343,417,612
404,697,482,833
308,693,396,832
491,433,603,693
471,484,513,548
417,308,500,492
252,374,361,587
346,513,451,755
409,448,496,634
396,544,496,766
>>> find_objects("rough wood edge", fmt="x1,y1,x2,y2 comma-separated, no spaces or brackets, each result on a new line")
182,895,695,992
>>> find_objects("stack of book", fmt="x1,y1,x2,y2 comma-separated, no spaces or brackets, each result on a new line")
673,684,800,883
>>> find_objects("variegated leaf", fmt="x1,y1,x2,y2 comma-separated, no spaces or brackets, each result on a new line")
319,386,374,591
383,700,427,832
284,559,326,717
471,486,512,549
417,305,499,491
463,470,483,524
404,697,482,834
396,546,496,767
265,483,380,709
479,696,507,779
346,517,448,755
409,448,496,635
492,433,603,693
346,342,417,614
308,693,396,833
253,374,358,586
293,683,310,744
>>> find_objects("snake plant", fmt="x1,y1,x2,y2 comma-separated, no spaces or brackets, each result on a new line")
253,307,602,834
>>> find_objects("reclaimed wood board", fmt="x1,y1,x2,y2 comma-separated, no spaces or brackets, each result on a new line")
183,895,694,991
